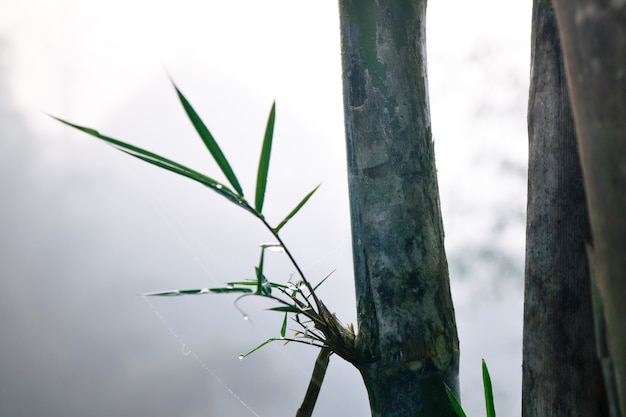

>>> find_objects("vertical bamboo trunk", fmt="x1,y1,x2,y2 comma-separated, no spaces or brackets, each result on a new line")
550,1,626,415
523,0,610,416
338,1,459,416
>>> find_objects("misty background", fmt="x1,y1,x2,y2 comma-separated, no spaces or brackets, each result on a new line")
1,1,529,416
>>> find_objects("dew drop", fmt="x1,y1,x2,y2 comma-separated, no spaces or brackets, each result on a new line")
226,283,234,289
243,314,249,321
238,354,245,360
181,343,192,356
216,184,223,189
260,242,284,252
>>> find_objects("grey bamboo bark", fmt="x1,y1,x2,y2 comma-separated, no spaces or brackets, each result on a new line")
550,1,626,415
523,1,610,416
338,1,459,416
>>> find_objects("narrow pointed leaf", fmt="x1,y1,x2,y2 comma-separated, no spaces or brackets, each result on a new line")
274,184,320,233
142,290,189,297
313,269,336,292
268,305,304,313
280,313,288,338
209,287,254,294
255,247,266,295
241,338,279,358
482,359,496,417
228,280,287,290
51,116,256,215
171,82,244,196
142,287,253,296
444,384,467,417
255,102,276,213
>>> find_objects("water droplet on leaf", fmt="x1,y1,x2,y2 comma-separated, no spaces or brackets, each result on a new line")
238,354,245,360
259,242,284,252
181,343,192,356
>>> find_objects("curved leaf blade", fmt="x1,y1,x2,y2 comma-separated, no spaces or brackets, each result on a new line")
255,102,276,213
171,81,244,196
274,184,320,233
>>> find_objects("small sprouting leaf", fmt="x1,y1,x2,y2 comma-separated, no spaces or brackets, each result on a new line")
255,247,272,295
280,313,288,338
51,116,256,215
444,384,467,417
274,184,320,233
241,338,279,358
482,359,496,417
255,102,276,213
171,81,244,196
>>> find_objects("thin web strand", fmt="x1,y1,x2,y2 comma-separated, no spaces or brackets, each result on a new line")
142,295,262,417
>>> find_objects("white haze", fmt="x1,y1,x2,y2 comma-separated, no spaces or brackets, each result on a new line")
0,1,530,416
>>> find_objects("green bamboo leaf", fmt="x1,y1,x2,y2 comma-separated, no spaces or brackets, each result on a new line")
228,280,288,290
313,270,336,292
240,338,279,359
280,313,288,338
255,102,276,213
51,116,256,215
444,384,467,417
209,287,254,294
178,289,205,295
482,359,496,417
171,81,244,196
274,184,320,233
142,287,253,296
268,305,304,313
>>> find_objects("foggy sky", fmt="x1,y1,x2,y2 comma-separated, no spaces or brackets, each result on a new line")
1,1,530,416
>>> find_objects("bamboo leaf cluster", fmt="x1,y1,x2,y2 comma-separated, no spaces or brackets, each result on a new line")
53,79,356,417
